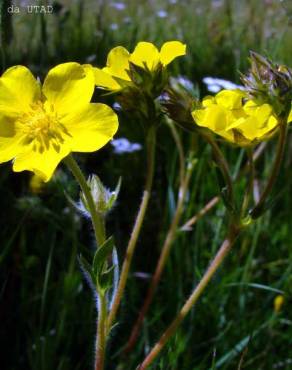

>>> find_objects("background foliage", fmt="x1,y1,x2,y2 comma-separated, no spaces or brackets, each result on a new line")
0,0,291,369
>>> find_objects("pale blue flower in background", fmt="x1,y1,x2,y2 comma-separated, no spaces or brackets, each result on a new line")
175,76,195,91
113,102,122,112
110,23,119,30
111,138,142,154
157,10,168,18
203,77,244,92
110,2,126,10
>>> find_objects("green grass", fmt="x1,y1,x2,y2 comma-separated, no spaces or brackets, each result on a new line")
0,0,292,369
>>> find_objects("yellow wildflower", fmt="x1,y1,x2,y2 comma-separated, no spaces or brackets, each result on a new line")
192,90,279,145
274,295,284,313
0,63,118,181
94,41,186,91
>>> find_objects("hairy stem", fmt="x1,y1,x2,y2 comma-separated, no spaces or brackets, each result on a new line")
64,154,105,246
107,126,156,328
95,292,107,370
64,154,107,370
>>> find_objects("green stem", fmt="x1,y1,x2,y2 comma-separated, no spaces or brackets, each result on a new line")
202,132,234,208
241,147,255,217
168,120,185,184
96,292,107,370
107,126,156,329
138,225,240,370
64,154,105,246
124,149,194,354
64,154,107,370
250,119,288,219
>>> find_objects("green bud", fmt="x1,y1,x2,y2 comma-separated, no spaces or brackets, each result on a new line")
116,62,169,127
80,175,121,216
241,51,292,117
161,86,197,132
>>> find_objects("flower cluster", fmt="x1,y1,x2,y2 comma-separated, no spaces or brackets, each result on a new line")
93,41,186,92
192,89,279,145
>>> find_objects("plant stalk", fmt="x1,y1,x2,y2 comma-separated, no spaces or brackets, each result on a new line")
125,157,194,353
250,119,287,218
201,132,234,206
107,126,156,328
64,154,105,246
64,154,108,370
138,225,239,369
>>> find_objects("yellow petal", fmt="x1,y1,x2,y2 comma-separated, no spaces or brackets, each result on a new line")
103,46,130,81
159,41,186,66
288,107,292,123
215,90,244,110
93,67,122,90
130,42,160,70
13,142,70,182
234,115,276,141
42,63,95,116
244,101,273,125
0,112,27,163
202,96,215,107
192,109,207,127
63,103,118,152
0,65,41,115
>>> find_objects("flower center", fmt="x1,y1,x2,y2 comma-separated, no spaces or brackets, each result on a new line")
18,102,70,153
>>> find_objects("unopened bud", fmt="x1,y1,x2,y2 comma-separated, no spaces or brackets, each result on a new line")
161,86,197,132
241,51,292,117
80,175,121,216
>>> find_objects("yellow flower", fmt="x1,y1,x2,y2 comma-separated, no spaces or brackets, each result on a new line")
192,90,279,145
274,295,284,313
93,41,186,91
0,63,118,181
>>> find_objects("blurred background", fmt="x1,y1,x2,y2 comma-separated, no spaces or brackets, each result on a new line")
0,0,291,369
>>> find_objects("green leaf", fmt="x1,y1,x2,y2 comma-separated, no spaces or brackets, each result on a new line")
93,236,115,276
99,265,115,291
78,254,96,287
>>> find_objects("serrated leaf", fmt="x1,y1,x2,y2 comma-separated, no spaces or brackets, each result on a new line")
93,236,115,276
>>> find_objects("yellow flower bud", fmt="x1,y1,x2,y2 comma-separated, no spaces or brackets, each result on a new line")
274,295,284,313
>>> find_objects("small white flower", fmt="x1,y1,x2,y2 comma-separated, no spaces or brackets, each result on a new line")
113,102,122,111
203,77,244,93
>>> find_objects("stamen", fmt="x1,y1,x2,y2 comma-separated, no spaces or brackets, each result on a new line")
18,101,70,152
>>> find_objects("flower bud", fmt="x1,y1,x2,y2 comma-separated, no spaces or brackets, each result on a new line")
80,175,121,216
241,52,292,117
161,86,198,132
